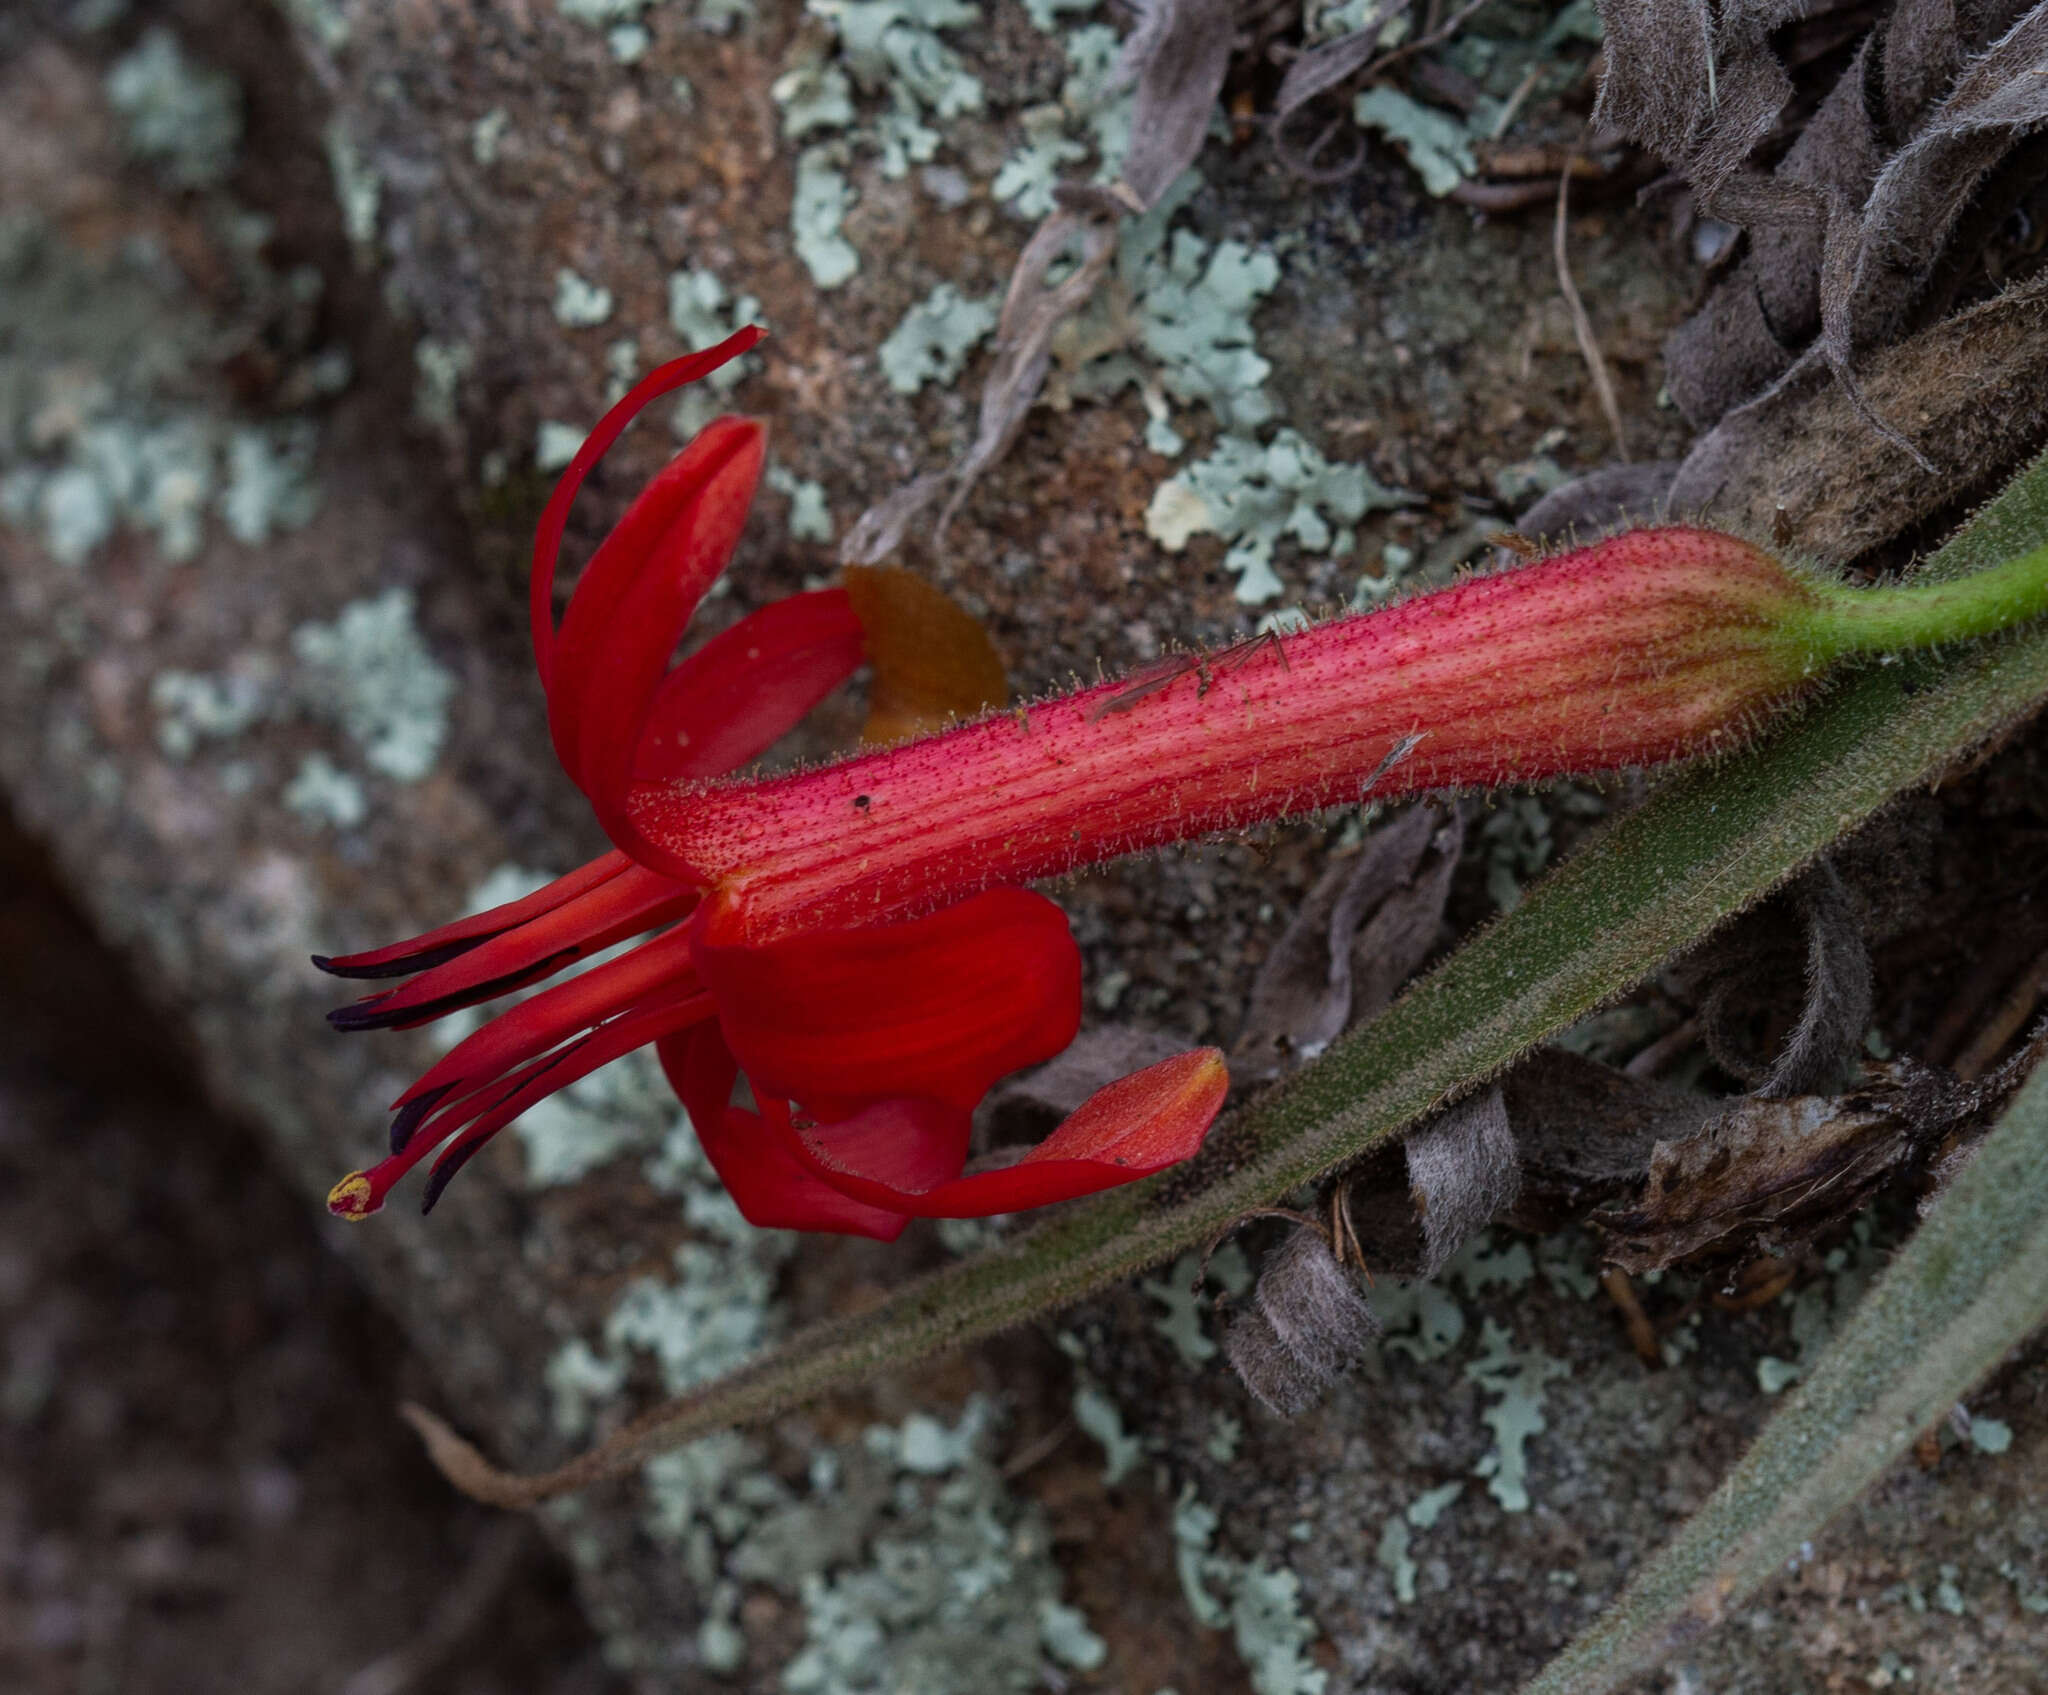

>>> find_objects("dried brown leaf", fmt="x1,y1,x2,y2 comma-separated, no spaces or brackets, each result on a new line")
1232,804,1457,1083
1405,1084,1520,1275
1593,1059,1977,1272
1667,266,2048,551
1223,1226,1380,1416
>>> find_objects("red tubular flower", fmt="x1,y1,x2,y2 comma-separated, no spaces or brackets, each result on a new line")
328,325,2012,1238
321,329,1228,1239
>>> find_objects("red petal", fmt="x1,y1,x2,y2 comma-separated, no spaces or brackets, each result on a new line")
634,589,865,782
315,850,633,980
327,862,694,1034
395,923,700,1122
692,889,1082,1112
655,1025,915,1240
789,1048,1228,1217
530,330,764,693
329,985,715,1219
550,417,767,830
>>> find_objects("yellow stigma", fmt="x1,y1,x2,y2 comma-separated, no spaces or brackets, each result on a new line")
327,1171,378,1219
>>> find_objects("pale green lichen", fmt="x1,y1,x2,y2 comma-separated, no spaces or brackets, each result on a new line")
1464,1318,1569,1513
1352,87,1474,198
633,1397,1104,1691
414,338,474,434
817,0,983,119
1140,1244,1249,1367
878,283,999,395
1066,182,1280,448
1373,1277,1466,1363
0,216,335,569
105,27,243,190
766,462,834,542
1968,1414,2014,1454
557,0,654,23
1382,1479,1463,1604
274,0,352,51
1406,1480,1463,1529
1146,429,1403,604
792,147,861,289
219,421,320,543
775,49,858,139
1376,1516,1416,1604
667,267,764,419
553,267,616,329
470,107,510,166
604,336,639,403
993,105,1087,219
1173,1485,1329,1695
1206,1412,1243,1463
696,0,755,31
151,662,275,759
1072,1381,1146,1485
321,118,381,246
290,586,454,781
545,1337,631,1438
535,420,583,472
1756,1355,1801,1395
281,751,366,828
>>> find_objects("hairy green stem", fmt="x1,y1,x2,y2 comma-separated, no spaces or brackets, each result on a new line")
1803,539,2048,659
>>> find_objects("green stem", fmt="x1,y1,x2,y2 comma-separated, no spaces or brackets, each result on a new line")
1801,539,2048,660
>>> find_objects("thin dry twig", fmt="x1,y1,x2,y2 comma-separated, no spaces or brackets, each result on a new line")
1601,1266,1662,1365
1554,164,1630,462
1001,1415,1075,1480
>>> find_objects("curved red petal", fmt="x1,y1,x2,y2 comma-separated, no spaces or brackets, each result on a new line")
789,1048,1228,1218
549,416,767,809
396,923,700,1121
328,863,694,1034
654,1026,914,1240
530,329,765,693
316,850,633,980
634,589,865,782
692,889,1082,1112
328,985,715,1219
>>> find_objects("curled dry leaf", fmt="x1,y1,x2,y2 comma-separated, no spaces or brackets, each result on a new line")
1598,0,2048,461
1760,863,1873,1099
1592,1058,1991,1273
1404,1084,1521,1277
1232,802,1462,1084
1680,862,1871,1093
1223,1225,1381,1417
1666,267,2048,550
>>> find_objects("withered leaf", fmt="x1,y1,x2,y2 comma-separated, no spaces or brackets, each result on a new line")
1405,1084,1521,1277
1503,461,1679,557
1233,803,1460,1084
1592,1059,1978,1273
1760,862,1872,1099
1667,267,2048,556
1223,1226,1380,1417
